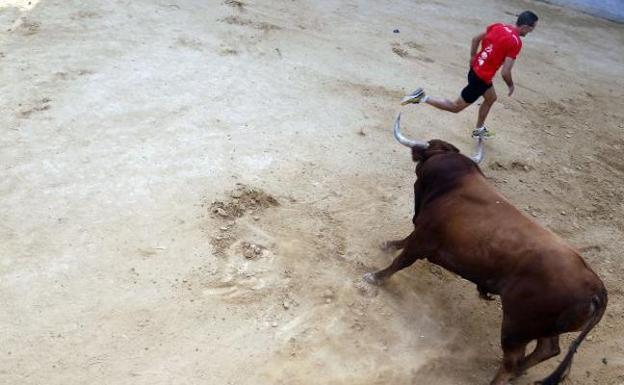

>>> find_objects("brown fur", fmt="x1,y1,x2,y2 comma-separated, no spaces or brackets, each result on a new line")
368,139,607,385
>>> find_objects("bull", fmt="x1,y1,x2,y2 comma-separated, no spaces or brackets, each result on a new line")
364,114,607,385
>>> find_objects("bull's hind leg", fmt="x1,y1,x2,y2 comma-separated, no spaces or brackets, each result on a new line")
516,336,560,375
490,340,528,385
490,314,535,385
363,246,422,285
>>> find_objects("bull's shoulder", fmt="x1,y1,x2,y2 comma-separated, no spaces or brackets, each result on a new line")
417,153,483,200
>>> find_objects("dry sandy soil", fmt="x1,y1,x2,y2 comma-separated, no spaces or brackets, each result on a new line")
1,0,623,384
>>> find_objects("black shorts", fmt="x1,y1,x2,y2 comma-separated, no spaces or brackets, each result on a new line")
461,69,492,104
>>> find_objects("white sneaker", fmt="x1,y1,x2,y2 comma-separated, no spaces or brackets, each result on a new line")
472,126,495,138
400,88,426,105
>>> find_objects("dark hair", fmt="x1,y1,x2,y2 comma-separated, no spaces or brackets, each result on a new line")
516,10,538,27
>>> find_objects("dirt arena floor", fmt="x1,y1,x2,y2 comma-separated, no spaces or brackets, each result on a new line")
1,0,623,384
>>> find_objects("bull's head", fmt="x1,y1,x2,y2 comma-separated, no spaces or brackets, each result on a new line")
393,113,484,164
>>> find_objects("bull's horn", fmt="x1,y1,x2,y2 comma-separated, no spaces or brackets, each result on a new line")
470,135,484,164
393,113,429,149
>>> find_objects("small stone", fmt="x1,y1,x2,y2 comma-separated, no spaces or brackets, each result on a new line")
253,216,260,221
561,211,566,216
271,322,278,328
602,357,608,365
216,208,228,217
565,134,572,139
220,226,228,231
283,301,290,310
325,298,332,304
393,29,400,33
531,211,539,217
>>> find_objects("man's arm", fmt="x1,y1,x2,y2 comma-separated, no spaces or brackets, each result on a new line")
501,57,516,96
470,32,485,61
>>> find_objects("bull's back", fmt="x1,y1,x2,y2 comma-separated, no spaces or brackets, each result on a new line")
415,171,602,298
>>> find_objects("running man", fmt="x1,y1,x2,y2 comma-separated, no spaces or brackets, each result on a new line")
401,11,538,137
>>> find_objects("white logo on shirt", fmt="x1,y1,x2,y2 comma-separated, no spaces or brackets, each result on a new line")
477,44,493,66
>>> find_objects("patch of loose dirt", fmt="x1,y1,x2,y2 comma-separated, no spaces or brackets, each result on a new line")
12,17,40,35
219,15,281,31
392,46,409,58
209,184,279,219
224,0,246,11
17,97,51,118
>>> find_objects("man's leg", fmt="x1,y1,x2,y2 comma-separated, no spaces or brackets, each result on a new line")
476,86,497,128
425,96,471,113
401,88,471,113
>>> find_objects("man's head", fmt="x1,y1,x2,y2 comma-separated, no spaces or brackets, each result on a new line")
516,10,538,36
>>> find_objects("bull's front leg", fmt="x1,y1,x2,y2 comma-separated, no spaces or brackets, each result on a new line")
364,246,422,285
379,235,410,252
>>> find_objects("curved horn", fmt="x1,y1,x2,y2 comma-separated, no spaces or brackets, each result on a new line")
393,113,429,149
470,135,484,164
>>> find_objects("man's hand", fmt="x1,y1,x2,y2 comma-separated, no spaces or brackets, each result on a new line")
501,57,516,97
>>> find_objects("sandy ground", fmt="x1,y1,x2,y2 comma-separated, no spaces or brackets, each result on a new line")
1,0,623,384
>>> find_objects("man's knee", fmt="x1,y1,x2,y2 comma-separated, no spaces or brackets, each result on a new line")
483,89,497,104
451,102,469,113
485,94,497,104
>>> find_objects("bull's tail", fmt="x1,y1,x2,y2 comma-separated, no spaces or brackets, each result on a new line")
536,287,608,385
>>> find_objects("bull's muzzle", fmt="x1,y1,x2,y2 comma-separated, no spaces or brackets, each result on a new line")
393,113,429,149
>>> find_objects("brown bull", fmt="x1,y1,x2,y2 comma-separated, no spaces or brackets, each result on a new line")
364,114,607,385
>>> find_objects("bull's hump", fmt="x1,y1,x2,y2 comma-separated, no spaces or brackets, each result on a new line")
422,153,477,176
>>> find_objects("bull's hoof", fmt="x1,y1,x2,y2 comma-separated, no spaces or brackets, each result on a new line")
363,272,381,285
355,277,379,297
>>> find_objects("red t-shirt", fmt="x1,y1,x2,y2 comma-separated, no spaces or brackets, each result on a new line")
471,23,522,83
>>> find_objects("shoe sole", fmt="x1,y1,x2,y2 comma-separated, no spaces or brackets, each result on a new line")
400,88,424,105
472,132,495,139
